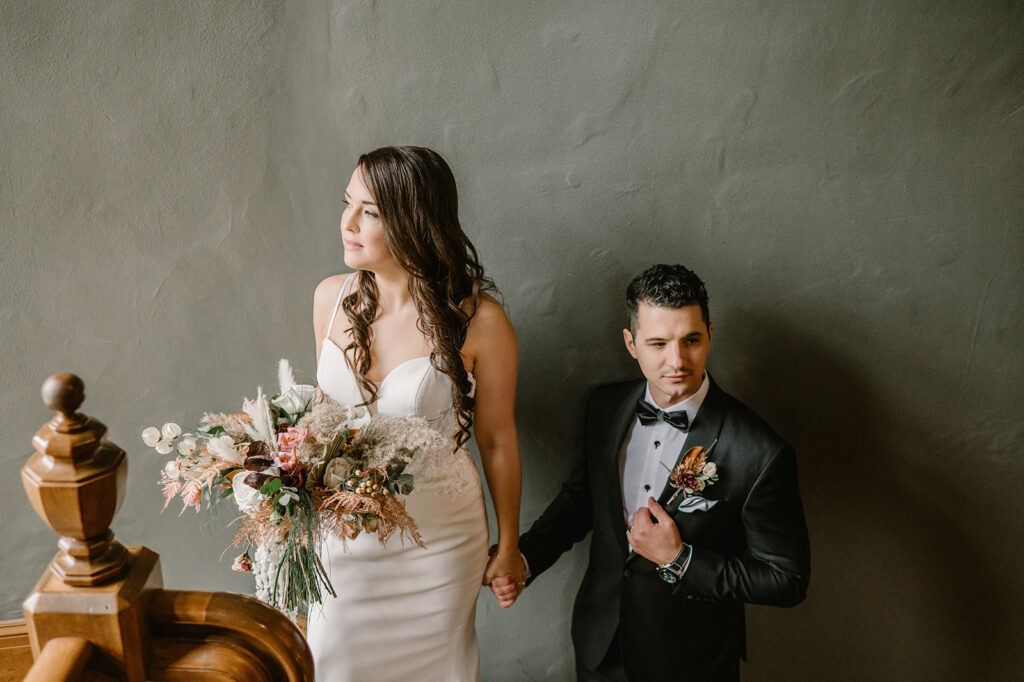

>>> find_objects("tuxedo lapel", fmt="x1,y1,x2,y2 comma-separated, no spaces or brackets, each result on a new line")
604,381,645,556
657,377,728,512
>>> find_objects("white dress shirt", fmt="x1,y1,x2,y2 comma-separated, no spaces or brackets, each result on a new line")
523,375,711,580
620,374,710,523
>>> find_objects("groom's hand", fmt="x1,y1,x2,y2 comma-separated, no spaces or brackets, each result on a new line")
627,497,683,565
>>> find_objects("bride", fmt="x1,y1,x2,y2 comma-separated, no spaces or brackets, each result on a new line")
305,146,527,681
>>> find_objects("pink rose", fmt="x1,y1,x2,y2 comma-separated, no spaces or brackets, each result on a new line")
232,553,253,572
274,450,299,472
277,426,307,453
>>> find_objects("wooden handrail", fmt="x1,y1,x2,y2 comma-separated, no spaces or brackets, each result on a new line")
148,590,314,681
23,637,93,682
19,374,315,681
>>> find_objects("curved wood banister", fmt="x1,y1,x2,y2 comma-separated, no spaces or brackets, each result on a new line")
147,590,313,681
20,374,316,681
23,637,93,681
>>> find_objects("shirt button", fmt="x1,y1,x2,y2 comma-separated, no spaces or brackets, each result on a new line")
623,569,632,578
653,441,661,448
643,484,651,491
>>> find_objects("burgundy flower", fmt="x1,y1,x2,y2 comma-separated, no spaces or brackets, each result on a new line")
672,472,699,490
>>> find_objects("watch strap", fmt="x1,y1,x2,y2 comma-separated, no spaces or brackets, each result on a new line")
659,543,688,572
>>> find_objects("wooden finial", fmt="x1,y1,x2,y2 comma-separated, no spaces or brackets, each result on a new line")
23,374,128,586
41,373,85,429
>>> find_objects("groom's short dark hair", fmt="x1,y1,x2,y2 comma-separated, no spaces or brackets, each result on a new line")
626,264,710,333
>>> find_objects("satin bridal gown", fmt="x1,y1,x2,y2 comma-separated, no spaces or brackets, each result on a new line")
305,280,488,682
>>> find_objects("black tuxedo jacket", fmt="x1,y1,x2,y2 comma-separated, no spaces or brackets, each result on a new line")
519,377,810,680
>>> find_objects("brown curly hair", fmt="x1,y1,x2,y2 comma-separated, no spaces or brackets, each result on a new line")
341,146,494,450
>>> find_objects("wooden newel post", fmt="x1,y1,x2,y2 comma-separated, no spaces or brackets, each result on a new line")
25,373,129,584
21,373,163,680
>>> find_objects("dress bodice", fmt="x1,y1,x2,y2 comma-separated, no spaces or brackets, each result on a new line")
316,337,455,424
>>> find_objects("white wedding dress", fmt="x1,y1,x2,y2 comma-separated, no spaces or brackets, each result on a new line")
306,281,488,682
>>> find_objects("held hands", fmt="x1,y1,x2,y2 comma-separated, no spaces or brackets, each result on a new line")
626,497,684,565
484,544,527,608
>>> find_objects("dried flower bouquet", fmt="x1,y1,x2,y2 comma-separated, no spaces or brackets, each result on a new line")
143,360,442,615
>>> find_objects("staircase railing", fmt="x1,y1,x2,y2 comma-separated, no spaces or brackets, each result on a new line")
9,373,314,681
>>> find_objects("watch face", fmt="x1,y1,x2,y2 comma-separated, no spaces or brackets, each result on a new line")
657,568,679,584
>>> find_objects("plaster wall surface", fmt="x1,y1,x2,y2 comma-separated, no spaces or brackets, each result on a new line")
2,1,1022,679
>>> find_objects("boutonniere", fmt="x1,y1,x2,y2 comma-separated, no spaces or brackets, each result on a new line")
666,438,720,506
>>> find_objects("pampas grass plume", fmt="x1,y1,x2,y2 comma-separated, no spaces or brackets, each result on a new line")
278,358,296,393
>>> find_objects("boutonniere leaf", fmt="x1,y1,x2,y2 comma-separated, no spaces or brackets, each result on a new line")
666,438,720,506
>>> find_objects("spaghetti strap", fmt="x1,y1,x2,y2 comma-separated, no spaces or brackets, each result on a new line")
325,273,355,338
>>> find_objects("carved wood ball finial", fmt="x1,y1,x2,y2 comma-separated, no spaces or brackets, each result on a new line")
42,373,86,431
42,372,85,416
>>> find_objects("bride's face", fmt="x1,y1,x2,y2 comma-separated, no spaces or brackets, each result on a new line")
341,168,396,272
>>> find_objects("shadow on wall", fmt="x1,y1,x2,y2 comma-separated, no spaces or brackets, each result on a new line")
727,310,1015,681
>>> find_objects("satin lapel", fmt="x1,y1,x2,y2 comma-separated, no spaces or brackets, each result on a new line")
656,377,728,512
605,381,645,556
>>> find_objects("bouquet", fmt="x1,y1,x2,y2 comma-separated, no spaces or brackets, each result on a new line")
142,360,445,615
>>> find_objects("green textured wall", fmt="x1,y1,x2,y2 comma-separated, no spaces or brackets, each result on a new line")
2,2,1021,679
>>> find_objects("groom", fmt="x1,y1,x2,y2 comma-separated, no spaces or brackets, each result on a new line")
499,264,810,680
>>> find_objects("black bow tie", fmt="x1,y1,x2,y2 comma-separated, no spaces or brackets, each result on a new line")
636,400,689,430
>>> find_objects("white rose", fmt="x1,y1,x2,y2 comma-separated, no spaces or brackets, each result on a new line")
164,460,181,479
271,384,316,416
702,461,717,477
207,435,243,465
155,440,174,456
177,437,198,456
161,422,182,440
141,427,161,448
323,456,357,490
231,470,263,513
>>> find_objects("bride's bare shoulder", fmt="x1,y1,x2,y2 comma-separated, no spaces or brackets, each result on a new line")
465,292,506,321
315,273,354,305
463,293,515,345
313,273,355,329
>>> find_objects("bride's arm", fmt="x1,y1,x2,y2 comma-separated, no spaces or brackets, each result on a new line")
464,296,527,604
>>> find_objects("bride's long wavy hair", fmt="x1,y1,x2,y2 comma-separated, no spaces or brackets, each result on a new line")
341,146,494,450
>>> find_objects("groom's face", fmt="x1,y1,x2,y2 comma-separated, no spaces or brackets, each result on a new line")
623,303,713,408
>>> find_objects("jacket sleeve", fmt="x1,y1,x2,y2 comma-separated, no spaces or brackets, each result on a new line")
678,444,810,606
518,389,604,581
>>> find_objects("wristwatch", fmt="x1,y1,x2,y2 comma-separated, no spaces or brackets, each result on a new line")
656,544,689,584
